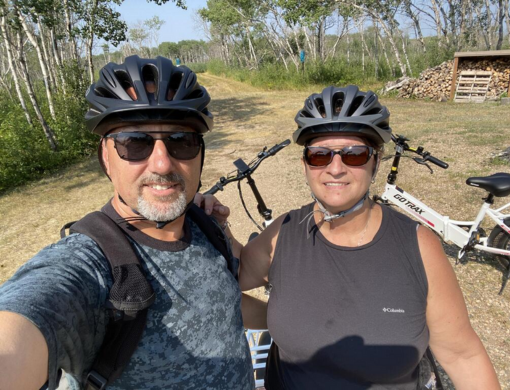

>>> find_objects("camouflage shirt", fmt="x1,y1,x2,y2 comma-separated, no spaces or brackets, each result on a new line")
0,202,254,390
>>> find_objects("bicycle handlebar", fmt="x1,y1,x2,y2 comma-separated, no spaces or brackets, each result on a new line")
204,139,291,195
391,134,448,170
424,154,449,169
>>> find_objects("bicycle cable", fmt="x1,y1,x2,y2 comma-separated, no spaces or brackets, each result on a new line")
238,180,264,231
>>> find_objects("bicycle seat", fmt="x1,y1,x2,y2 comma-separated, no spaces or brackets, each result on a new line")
466,173,510,197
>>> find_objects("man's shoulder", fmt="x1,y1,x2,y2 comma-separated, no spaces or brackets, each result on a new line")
16,232,113,286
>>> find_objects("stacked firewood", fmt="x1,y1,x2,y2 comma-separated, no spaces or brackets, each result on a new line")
384,58,510,101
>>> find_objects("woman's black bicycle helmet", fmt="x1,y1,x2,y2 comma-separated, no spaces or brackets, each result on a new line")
293,85,391,146
85,55,213,135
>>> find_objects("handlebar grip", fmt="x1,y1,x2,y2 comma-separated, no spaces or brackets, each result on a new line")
426,155,449,169
204,184,222,195
268,139,291,156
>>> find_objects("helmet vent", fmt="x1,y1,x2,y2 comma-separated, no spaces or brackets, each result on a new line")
363,108,381,116
363,93,376,107
95,87,118,99
114,70,136,100
299,110,314,118
142,65,158,100
167,72,183,101
347,96,364,116
184,88,203,100
185,72,197,89
314,98,326,118
332,92,344,115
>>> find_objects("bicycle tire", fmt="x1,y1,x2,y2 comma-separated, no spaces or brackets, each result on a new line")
491,228,510,268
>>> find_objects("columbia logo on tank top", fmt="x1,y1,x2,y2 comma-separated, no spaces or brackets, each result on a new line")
382,307,405,313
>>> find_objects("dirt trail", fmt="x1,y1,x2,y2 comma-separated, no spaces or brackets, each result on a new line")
0,73,509,388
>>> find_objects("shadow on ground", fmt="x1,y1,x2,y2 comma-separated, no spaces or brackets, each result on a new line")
63,157,106,191
211,96,270,123
205,96,272,150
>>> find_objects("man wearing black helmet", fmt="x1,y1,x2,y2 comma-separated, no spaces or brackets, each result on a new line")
0,56,258,390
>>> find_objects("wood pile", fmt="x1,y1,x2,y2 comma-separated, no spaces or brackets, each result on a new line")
384,57,510,101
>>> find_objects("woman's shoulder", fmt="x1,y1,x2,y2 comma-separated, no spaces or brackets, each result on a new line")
285,202,315,221
381,203,420,229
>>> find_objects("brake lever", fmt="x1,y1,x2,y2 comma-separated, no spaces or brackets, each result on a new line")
412,157,434,174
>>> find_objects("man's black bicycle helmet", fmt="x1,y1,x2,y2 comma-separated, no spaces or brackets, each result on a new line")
85,55,213,135
293,85,391,146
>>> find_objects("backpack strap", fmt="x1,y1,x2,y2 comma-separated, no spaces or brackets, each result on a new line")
187,204,238,280
62,211,155,389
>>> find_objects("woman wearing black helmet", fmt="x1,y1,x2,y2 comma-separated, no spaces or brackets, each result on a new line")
239,86,500,389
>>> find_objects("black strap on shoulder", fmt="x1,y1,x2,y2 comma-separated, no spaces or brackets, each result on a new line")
187,203,237,280
62,211,155,388
426,347,444,390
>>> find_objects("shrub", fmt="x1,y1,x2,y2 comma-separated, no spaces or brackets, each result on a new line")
0,71,97,193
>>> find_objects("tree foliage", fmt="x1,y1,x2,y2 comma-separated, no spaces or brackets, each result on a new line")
0,0,189,192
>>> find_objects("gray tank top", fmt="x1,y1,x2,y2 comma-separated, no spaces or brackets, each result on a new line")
266,203,429,390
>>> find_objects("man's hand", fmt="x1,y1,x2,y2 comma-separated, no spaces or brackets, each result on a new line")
194,193,230,227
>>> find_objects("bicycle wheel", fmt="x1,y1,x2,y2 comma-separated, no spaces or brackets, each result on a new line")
490,228,510,268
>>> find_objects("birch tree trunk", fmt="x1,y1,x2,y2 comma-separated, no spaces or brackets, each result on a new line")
370,12,407,77
245,25,258,69
17,10,56,120
403,0,426,52
429,0,449,47
0,41,14,99
50,26,67,94
506,0,510,45
303,26,315,62
356,17,366,73
378,33,393,78
346,29,350,64
495,0,504,50
37,18,55,89
262,29,289,71
63,0,78,61
326,15,348,61
86,0,99,84
317,17,326,62
0,14,33,126
17,32,58,151
266,8,299,70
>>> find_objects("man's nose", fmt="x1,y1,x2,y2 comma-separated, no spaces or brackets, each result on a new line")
147,140,174,174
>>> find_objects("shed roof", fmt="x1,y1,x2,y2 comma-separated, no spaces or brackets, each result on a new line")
454,50,510,58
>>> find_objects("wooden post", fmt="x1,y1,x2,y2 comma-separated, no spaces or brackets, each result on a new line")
450,56,460,101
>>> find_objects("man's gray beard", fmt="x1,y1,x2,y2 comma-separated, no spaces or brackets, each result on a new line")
136,173,188,222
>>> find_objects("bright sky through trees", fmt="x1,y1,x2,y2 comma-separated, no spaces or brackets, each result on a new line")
115,0,208,43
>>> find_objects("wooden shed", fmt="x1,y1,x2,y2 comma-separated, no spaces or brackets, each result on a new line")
450,50,510,102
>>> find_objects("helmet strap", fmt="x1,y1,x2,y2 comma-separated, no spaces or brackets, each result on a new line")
312,191,369,222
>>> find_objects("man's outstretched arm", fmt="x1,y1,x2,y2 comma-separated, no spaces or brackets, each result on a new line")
0,311,48,389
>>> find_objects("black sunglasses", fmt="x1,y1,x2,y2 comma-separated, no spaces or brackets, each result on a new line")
304,145,375,167
104,132,203,162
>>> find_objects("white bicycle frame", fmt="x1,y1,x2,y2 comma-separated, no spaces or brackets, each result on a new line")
381,180,510,260
245,217,273,388
246,329,272,388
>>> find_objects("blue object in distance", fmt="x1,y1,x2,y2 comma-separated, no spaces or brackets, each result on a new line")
176,58,181,65
300,50,305,63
